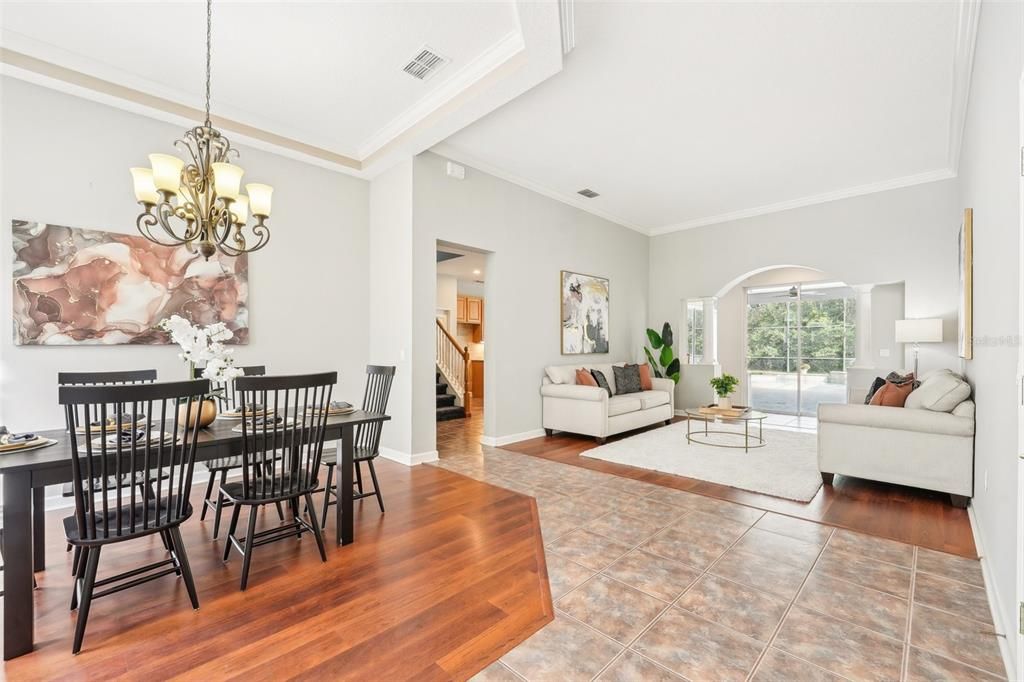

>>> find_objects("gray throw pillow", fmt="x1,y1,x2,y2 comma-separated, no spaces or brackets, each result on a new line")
590,369,613,397
613,364,643,395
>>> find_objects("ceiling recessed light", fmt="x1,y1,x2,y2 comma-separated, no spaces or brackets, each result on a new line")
473,269,481,275
577,188,599,198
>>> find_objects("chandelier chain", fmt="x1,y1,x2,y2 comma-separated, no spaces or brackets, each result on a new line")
205,0,212,127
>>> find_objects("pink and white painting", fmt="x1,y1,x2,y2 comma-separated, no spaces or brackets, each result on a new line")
12,220,248,346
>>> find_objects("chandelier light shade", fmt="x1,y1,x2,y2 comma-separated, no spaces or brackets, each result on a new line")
130,0,273,260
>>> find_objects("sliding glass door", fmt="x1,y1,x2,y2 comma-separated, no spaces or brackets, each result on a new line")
746,282,855,416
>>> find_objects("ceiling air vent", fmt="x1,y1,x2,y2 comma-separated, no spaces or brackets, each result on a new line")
403,47,449,81
577,188,600,199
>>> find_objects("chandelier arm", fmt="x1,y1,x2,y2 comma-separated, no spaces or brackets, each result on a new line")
154,202,196,245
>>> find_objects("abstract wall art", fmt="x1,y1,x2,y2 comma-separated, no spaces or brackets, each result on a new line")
12,220,248,346
561,270,609,354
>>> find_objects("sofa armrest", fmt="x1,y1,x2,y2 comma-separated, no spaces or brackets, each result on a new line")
540,384,608,402
818,403,974,437
650,377,675,411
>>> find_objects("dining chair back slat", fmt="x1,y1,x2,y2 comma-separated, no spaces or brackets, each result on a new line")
354,365,395,454
58,369,157,433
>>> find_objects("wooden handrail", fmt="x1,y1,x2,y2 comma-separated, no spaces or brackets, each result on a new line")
435,319,472,417
436,318,468,360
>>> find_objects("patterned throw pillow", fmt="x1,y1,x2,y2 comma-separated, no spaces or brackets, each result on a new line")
590,369,613,397
613,364,643,395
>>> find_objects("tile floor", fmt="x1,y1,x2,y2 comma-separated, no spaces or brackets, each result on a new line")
431,449,1007,682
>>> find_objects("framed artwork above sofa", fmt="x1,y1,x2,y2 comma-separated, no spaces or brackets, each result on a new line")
561,270,609,354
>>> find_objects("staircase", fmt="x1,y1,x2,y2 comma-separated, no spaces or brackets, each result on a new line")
436,318,472,422
436,371,465,421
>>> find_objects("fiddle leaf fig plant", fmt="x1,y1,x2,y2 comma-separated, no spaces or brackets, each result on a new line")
644,322,680,384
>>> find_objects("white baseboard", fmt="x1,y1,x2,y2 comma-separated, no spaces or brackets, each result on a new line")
378,446,439,466
967,504,1017,681
479,429,547,447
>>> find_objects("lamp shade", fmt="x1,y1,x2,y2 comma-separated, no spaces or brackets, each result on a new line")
246,183,273,217
230,195,248,225
895,319,943,344
212,162,244,201
129,168,159,204
148,154,184,193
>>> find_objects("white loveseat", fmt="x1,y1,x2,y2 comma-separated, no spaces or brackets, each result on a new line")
817,369,975,507
541,363,675,443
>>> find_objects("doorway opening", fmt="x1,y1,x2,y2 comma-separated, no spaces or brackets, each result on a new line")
435,241,488,456
746,281,856,421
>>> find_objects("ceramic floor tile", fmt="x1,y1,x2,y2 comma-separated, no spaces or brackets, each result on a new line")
916,547,985,588
632,607,765,682
602,549,702,602
555,574,668,644
546,530,634,571
813,546,912,598
676,574,788,641
470,661,524,681
710,547,810,600
910,604,1004,676
643,486,706,509
751,648,844,682
500,614,623,682
669,509,752,543
539,512,581,543
571,489,643,515
773,606,904,681
641,526,733,571
676,495,766,525
914,571,993,624
730,528,821,570
905,646,1005,681
828,528,914,567
546,552,597,600
596,650,684,681
621,496,688,526
796,571,908,640
584,510,666,546
754,512,834,546
600,476,666,497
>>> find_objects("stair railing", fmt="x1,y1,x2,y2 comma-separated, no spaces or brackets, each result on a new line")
436,318,472,417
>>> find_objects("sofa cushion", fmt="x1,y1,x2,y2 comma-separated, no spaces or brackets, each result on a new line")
864,376,886,404
591,370,613,397
638,364,654,391
545,365,578,385
638,390,670,410
869,379,914,407
905,369,971,412
613,364,643,395
608,395,642,417
576,369,598,387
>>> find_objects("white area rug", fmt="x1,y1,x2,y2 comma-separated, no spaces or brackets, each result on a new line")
581,421,821,502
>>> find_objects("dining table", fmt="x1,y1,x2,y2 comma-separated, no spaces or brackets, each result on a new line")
0,409,390,660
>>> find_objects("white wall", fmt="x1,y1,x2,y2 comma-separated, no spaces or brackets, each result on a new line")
0,78,370,430
413,151,649,448
436,274,458,327
649,178,962,408
957,1,1022,673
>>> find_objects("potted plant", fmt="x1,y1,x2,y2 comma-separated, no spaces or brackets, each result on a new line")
159,315,244,427
644,322,681,383
709,373,740,409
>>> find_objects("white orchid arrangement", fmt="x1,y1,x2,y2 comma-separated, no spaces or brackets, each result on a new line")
159,315,245,384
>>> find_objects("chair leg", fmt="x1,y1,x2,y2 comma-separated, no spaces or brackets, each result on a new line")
70,546,89,611
72,546,101,654
223,505,242,562
304,492,328,562
212,469,229,539
367,459,385,513
200,471,216,520
355,461,364,495
290,497,302,539
71,545,82,576
320,464,335,529
239,507,259,591
169,527,200,610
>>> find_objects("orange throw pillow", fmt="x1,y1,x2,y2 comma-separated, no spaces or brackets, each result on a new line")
576,369,598,387
638,364,653,391
869,380,914,407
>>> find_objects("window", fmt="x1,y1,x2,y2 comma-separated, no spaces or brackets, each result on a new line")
686,300,704,364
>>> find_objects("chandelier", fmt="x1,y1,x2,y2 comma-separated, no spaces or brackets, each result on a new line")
129,0,273,260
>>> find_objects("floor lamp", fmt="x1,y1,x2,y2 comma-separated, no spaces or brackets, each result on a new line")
895,319,943,376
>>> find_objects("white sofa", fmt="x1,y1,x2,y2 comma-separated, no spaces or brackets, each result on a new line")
817,369,975,507
541,363,675,443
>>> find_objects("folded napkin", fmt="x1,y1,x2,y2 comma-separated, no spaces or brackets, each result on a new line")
91,429,176,448
77,414,147,433
222,403,270,417
232,416,296,433
307,401,355,414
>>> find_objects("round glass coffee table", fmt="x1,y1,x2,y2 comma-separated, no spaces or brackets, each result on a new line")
684,407,768,453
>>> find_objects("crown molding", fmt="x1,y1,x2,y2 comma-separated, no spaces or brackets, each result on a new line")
648,168,956,236
947,0,981,173
357,30,526,159
431,143,649,235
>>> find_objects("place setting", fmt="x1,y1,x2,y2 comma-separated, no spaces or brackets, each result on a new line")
0,425,58,454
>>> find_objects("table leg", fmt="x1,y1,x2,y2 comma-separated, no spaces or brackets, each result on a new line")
335,426,355,546
744,421,749,453
32,486,45,572
4,471,35,659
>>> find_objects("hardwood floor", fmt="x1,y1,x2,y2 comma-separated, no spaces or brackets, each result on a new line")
501,419,977,558
1,455,552,680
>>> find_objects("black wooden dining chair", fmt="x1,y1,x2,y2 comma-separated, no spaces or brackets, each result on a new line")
59,379,209,654
58,369,159,574
220,372,336,590
191,365,283,537
319,365,395,528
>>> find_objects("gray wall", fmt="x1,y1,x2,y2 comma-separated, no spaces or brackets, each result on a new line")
958,1,1022,671
0,78,371,430
412,151,649,448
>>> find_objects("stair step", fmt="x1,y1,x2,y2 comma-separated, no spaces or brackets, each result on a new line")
436,405,466,422
436,394,457,408
436,383,448,395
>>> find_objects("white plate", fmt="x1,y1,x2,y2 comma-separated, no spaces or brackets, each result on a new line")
0,438,58,454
